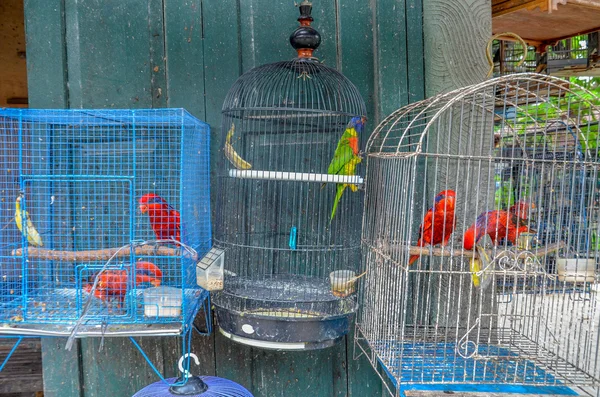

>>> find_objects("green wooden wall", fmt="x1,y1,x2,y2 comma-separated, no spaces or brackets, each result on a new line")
23,0,426,395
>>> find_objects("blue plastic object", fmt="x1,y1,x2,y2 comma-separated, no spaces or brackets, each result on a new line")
132,376,254,397
288,226,297,250
0,108,211,336
376,342,577,396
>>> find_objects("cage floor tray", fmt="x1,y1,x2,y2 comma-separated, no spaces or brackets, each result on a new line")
216,274,357,314
0,288,208,337
371,332,596,388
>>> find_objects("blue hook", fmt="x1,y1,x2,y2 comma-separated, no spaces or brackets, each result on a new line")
289,226,297,250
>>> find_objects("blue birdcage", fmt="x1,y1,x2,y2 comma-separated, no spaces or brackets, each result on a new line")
0,108,211,340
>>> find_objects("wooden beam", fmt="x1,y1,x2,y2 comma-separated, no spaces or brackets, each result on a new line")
492,0,548,17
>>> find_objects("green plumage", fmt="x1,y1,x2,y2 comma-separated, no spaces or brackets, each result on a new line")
326,127,362,222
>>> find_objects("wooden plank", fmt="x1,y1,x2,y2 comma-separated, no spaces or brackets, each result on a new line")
0,339,43,393
406,0,426,106
347,327,388,397
41,338,82,397
64,0,165,108
80,337,166,397
246,337,347,397
373,0,408,122
202,0,242,195
238,0,338,72
214,329,253,392
0,0,29,108
338,0,375,119
148,0,168,108
492,4,600,44
164,0,206,119
238,0,292,72
492,0,547,16
23,0,68,109
23,2,83,396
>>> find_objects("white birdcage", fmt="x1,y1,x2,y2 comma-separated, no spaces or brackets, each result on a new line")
356,73,600,395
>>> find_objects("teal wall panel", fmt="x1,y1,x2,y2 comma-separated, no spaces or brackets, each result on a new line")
23,1,429,395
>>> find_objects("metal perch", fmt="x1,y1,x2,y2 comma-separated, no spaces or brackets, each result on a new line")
11,244,198,262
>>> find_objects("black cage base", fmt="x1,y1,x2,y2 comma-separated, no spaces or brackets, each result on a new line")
215,306,351,351
213,274,356,350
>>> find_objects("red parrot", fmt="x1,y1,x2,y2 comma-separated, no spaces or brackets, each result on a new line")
463,201,533,251
84,261,162,306
139,193,181,242
408,190,457,266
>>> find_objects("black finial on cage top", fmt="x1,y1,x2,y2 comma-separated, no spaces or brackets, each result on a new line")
290,0,321,59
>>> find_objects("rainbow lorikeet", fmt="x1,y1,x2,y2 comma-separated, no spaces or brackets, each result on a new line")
139,193,181,242
463,201,533,251
408,190,457,266
326,116,366,222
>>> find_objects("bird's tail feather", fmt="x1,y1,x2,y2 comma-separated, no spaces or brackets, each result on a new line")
408,239,424,266
330,184,347,222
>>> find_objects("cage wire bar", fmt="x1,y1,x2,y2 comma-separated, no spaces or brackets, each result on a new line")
0,108,212,339
357,73,600,395
212,1,368,350
547,32,600,77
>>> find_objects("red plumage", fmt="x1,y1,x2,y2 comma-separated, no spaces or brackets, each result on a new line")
463,202,533,251
408,190,457,266
84,261,162,306
139,193,181,242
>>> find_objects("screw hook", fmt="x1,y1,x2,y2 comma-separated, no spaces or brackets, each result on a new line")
178,353,200,377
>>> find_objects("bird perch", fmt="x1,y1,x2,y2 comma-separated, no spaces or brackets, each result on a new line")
11,244,198,262
405,241,566,259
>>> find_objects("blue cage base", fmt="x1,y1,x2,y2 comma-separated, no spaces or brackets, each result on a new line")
377,341,584,384
357,329,600,395
0,288,209,337
365,336,594,394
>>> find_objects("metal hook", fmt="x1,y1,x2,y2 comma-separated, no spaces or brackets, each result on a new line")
178,353,200,377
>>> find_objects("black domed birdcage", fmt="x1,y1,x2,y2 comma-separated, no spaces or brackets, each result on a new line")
213,1,367,350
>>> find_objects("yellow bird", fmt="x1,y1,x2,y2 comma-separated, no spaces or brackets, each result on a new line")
15,195,43,247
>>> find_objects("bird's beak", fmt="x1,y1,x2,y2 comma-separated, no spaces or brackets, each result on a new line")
139,204,148,214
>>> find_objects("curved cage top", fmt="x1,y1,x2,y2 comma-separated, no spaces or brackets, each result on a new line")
222,59,366,118
367,73,600,162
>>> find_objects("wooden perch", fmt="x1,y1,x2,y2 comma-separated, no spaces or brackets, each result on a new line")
405,241,566,259
11,245,198,262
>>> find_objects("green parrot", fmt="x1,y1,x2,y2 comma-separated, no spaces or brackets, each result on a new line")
326,116,366,222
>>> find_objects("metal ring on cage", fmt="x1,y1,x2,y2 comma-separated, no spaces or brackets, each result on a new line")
486,32,528,78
